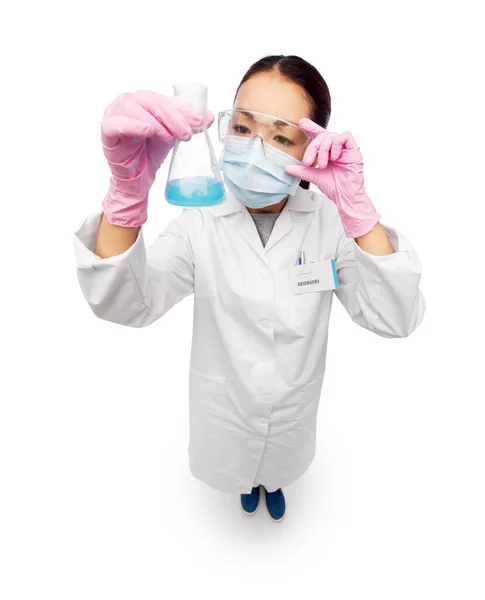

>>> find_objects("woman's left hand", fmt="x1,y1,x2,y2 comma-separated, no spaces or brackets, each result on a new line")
285,118,381,239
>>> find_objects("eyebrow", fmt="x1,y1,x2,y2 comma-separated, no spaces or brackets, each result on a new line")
240,110,256,120
239,111,289,128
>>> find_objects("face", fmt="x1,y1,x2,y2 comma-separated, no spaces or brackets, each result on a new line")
233,73,313,160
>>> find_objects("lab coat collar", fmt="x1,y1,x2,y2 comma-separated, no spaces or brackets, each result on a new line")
212,185,317,217
212,186,317,263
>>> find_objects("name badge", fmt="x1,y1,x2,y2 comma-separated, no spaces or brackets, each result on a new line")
289,259,339,294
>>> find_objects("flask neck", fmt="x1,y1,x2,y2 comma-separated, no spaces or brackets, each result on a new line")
173,82,207,113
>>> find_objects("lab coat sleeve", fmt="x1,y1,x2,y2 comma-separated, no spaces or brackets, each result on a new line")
333,223,426,338
73,210,195,327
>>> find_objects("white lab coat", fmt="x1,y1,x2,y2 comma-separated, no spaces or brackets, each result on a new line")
73,186,426,494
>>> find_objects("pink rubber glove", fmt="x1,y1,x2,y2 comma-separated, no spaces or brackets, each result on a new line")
101,90,214,227
285,119,381,239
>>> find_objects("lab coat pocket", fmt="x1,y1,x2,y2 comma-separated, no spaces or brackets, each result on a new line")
297,373,324,420
290,291,327,338
188,369,229,458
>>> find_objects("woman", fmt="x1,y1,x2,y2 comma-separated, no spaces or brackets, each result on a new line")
73,55,426,523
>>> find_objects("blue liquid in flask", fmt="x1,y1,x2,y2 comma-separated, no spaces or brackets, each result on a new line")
165,176,225,207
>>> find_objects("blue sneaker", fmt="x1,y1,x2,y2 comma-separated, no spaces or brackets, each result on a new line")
240,485,261,515
264,487,286,522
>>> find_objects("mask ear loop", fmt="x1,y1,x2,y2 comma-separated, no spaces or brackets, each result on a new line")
217,111,227,146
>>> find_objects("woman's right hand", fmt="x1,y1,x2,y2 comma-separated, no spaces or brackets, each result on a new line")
101,89,214,227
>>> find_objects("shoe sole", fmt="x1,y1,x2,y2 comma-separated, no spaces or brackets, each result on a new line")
241,502,260,516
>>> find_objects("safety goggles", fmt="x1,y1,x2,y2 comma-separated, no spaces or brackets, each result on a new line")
217,109,313,159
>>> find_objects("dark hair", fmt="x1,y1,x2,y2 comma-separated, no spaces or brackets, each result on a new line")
235,55,331,189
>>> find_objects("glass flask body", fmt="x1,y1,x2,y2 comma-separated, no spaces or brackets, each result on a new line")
165,82,225,207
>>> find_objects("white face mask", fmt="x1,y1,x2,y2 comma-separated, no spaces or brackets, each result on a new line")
218,136,303,208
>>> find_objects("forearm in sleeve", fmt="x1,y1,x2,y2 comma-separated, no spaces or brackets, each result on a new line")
73,210,195,327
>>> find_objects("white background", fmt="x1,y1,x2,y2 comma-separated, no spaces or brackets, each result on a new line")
1,1,484,598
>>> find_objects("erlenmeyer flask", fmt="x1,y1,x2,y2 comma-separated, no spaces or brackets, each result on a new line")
165,82,225,207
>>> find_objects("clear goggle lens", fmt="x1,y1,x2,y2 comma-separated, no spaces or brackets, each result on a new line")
217,109,312,158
